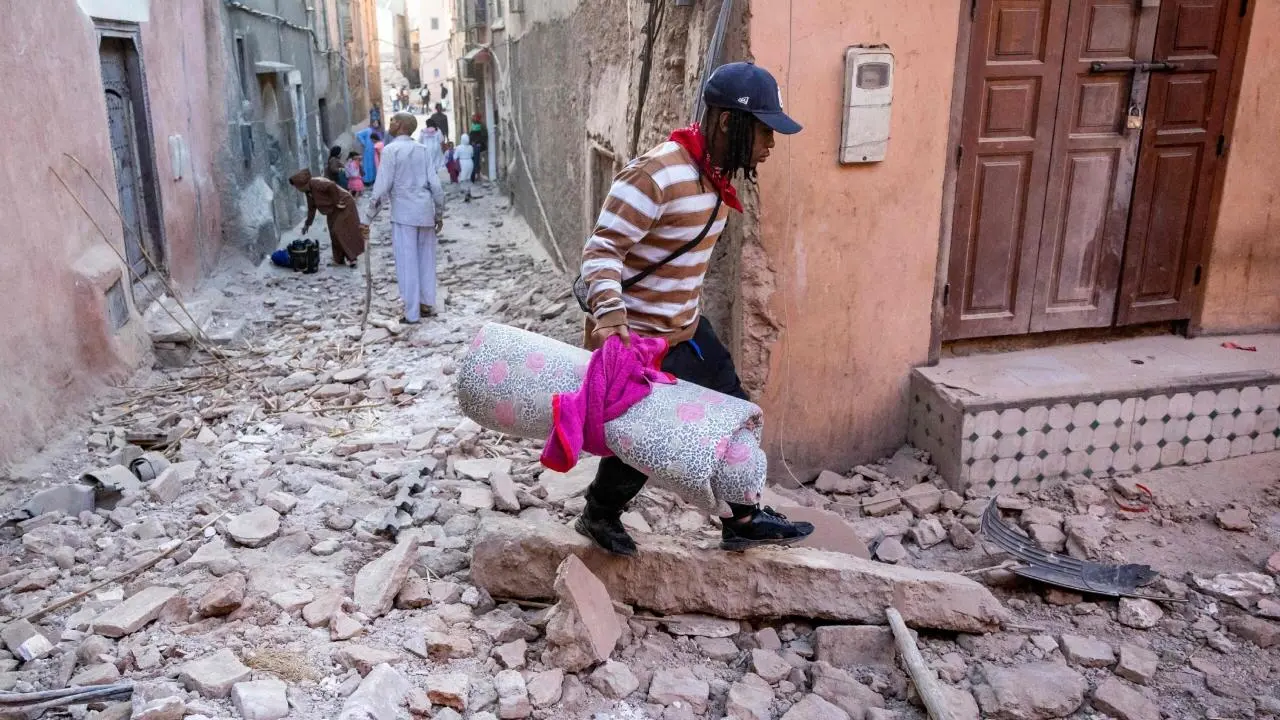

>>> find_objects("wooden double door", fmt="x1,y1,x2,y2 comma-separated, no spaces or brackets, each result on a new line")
944,0,1246,340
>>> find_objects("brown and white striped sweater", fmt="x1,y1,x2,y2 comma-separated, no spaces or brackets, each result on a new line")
581,140,729,346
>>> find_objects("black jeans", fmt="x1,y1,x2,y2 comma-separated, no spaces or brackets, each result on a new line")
585,318,747,516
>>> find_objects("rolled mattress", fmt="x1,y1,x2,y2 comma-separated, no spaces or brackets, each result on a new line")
456,323,766,509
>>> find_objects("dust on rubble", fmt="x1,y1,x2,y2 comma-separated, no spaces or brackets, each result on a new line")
0,179,1277,720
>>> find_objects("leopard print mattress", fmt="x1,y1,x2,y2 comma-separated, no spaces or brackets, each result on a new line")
455,323,766,510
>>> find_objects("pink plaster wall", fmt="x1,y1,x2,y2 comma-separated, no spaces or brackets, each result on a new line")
0,0,225,467
746,1,961,474
1198,2,1280,333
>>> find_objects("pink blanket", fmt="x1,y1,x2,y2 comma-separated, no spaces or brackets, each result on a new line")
540,335,676,472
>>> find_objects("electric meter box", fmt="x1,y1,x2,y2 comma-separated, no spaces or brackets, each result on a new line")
840,45,894,164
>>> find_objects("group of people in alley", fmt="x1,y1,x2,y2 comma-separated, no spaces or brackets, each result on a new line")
288,107,485,325
290,62,814,554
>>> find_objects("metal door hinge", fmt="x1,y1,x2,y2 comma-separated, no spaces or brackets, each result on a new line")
1194,265,1203,285
1216,134,1227,156
942,283,951,307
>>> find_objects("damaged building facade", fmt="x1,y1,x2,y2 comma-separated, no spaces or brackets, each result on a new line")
492,0,1280,488
218,0,383,256
0,0,380,468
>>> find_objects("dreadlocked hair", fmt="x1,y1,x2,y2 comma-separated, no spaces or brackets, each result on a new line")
706,107,758,183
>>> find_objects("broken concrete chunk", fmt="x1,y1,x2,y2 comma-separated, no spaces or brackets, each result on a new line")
527,669,565,707
333,644,401,676
1115,644,1158,685
455,457,512,481
226,506,281,548
1193,572,1275,608
2,620,55,662
750,648,792,683
1216,506,1255,532
810,661,886,716
863,491,903,517
814,471,868,495
490,471,521,512
727,674,775,720
1226,614,1280,648
178,648,251,699
472,516,1005,632
70,662,122,686
92,586,179,638
588,660,638,699
25,484,95,517
909,516,947,548
647,666,709,713
231,679,289,720
976,662,1087,720
338,664,410,720
781,694,851,720
543,554,621,671
1064,515,1108,559
426,672,470,711
874,536,908,564
353,532,419,619
1117,598,1163,630
814,625,896,668
197,572,246,617
1059,634,1115,668
1092,677,1159,720
494,668,532,719
537,458,597,504
902,484,942,515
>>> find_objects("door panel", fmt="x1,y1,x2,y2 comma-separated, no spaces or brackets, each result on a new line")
1117,0,1244,324
944,0,1070,340
1029,0,1157,332
100,41,148,279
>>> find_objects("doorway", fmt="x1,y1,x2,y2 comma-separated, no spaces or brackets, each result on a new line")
942,0,1246,341
98,33,164,280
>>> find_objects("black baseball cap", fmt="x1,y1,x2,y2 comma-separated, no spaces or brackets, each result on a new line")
703,61,802,135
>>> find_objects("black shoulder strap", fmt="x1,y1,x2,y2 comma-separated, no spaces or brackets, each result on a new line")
621,194,723,290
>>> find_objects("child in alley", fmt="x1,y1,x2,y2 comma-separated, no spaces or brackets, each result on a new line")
369,112,446,325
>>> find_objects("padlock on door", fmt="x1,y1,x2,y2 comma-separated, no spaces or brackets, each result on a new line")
1126,102,1144,131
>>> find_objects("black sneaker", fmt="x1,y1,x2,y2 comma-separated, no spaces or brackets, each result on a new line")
720,506,815,552
574,505,637,557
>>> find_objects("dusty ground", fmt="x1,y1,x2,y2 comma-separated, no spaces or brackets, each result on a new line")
0,177,1278,720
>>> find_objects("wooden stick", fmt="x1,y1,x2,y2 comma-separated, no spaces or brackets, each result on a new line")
886,606,959,720
22,510,227,622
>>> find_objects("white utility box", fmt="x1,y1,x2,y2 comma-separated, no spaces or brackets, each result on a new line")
840,45,894,164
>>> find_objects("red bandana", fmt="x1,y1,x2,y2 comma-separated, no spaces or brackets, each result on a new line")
668,124,743,212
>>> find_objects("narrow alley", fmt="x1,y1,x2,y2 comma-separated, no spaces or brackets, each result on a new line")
3,1,1280,720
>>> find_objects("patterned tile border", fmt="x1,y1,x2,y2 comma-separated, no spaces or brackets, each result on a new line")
909,376,1280,492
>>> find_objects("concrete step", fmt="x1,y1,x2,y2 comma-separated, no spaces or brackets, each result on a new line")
909,334,1280,492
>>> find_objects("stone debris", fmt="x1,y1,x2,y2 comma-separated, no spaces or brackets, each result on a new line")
814,625,896,668
472,516,1007,632
1092,677,1160,720
178,648,251,698
339,664,410,720
1,189,1268,720
427,672,470,710
225,506,282,547
782,693,851,720
976,662,1087,719
196,571,246,617
588,660,638,699
1115,644,1158,685
542,554,621,671
648,666,710,713
727,673,774,720
92,585,179,638
494,668,532,718
1059,634,1115,667
1117,598,1163,629
231,679,290,720
353,532,419,618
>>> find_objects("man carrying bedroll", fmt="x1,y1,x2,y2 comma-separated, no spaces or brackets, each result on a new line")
576,61,814,555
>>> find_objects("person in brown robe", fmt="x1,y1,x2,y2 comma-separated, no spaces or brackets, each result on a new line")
289,169,365,266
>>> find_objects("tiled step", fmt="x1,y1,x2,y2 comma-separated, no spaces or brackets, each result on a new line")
907,334,1280,492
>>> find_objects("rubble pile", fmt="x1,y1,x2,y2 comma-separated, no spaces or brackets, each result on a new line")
0,186,1276,720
